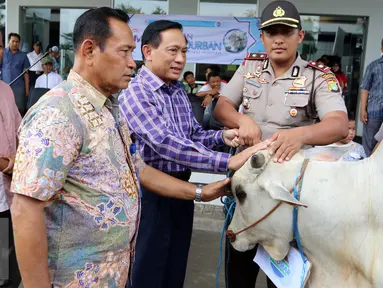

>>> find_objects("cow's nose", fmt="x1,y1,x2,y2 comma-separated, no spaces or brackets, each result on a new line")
235,185,247,203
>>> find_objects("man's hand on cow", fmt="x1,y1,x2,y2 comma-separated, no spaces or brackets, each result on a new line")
238,115,262,146
222,129,240,148
228,140,271,171
268,128,305,163
201,178,231,202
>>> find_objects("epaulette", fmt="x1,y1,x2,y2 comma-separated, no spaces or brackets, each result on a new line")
307,61,331,73
244,53,267,61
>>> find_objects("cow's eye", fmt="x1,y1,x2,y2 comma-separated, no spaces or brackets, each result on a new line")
235,185,247,203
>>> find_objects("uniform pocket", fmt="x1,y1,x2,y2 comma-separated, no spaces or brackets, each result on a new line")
243,81,263,99
242,84,262,117
282,93,310,125
284,94,309,107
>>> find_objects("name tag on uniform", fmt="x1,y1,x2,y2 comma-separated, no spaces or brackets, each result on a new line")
246,79,261,88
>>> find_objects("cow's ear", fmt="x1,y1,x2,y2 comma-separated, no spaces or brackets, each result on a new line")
264,181,308,207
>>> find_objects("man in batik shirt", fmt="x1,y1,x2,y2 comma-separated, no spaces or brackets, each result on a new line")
10,8,235,288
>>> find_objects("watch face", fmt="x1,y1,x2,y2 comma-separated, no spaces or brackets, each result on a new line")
195,184,203,202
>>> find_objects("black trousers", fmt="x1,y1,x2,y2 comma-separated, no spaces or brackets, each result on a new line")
224,198,276,288
130,170,193,288
225,243,276,288
0,210,21,288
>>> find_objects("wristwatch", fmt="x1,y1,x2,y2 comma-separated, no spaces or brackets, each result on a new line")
195,184,203,202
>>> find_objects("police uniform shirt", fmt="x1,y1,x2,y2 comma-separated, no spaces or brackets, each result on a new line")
221,54,347,140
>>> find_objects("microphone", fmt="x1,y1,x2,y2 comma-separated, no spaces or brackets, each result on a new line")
9,46,59,86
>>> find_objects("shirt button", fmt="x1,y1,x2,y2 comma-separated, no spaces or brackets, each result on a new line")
268,102,272,106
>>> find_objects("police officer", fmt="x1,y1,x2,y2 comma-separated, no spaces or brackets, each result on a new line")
214,1,348,287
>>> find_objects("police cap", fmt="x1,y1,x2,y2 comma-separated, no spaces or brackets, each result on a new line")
260,0,302,30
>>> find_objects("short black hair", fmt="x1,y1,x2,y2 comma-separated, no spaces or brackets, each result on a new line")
141,20,183,60
316,58,325,63
206,64,221,74
73,7,129,52
183,71,194,80
8,33,20,41
207,71,221,81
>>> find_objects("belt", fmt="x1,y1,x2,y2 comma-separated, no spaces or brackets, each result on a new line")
165,170,191,181
30,71,42,75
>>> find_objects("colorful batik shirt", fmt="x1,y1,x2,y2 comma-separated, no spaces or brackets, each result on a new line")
11,70,143,288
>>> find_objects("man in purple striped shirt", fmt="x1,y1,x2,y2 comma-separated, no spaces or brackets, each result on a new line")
119,20,267,288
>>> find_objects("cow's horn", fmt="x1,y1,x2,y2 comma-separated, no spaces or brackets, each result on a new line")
251,154,265,169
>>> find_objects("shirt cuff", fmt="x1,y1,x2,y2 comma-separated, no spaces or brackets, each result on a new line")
133,154,147,174
211,151,230,172
215,130,226,146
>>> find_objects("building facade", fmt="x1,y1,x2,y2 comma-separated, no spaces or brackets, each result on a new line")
3,0,382,135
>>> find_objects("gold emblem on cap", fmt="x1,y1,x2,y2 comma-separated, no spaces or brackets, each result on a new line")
273,6,285,18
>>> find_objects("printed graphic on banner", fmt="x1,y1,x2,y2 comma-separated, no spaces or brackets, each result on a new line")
129,14,265,64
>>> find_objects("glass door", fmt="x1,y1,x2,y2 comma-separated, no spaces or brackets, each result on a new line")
299,15,368,117
23,8,51,53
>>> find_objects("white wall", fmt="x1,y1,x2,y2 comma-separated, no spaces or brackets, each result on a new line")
258,0,383,136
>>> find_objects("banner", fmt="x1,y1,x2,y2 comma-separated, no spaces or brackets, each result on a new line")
129,14,265,65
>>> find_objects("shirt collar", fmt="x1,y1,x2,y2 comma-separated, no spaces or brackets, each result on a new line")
139,65,181,92
6,48,20,55
285,54,307,79
262,53,307,79
68,70,110,113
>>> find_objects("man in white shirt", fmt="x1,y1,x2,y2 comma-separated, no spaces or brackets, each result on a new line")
27,41,43,89
35,56,63,89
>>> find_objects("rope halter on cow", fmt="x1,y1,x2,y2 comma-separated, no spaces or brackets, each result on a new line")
226,159,310,242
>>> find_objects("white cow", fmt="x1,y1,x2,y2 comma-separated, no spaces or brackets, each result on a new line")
228,144,383,287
